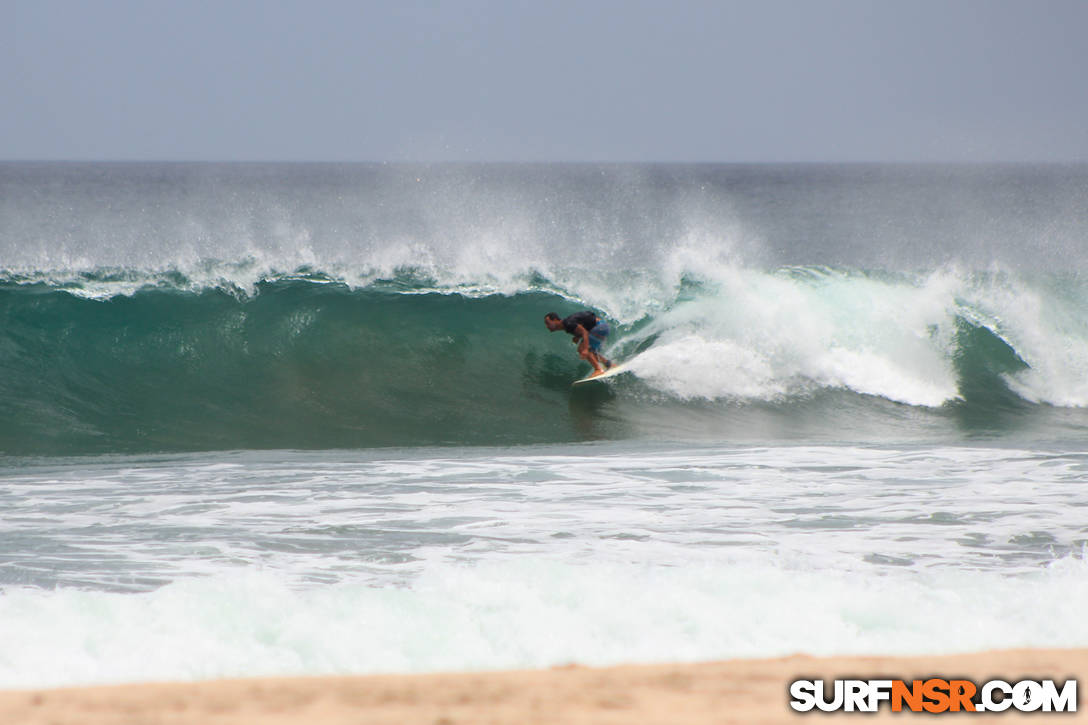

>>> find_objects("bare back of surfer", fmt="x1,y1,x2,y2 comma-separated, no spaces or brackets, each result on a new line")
544,311,612,376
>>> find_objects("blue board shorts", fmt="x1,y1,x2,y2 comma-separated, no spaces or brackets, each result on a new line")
587,322,609,352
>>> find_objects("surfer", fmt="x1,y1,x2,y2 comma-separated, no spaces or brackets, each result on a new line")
544,311,613,376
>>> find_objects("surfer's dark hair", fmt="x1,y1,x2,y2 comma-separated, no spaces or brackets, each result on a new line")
545,312,561,321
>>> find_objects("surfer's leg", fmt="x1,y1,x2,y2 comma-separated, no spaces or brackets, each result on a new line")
586,323,609,373
580,347,606,374
578,346,604,374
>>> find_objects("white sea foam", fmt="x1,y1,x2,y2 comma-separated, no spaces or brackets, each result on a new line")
1,552,1085,689
2,444,1087,688
624,266,962,406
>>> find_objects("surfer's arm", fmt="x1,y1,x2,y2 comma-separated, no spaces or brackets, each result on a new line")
573,324,590,353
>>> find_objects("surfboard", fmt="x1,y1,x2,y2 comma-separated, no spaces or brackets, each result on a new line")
572,362,630,386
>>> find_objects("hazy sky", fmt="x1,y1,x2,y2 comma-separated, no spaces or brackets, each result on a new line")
5,0,1088,162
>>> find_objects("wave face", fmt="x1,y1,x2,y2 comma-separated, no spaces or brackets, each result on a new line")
1,275,583,453
4,162,1088,454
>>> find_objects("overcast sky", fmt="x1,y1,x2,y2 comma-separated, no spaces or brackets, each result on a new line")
5,0,1088,162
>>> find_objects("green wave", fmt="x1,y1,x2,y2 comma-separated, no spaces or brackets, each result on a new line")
1,280,600,454
0,274,1079,455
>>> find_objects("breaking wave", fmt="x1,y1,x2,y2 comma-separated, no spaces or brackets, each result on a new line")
3,262,1087,455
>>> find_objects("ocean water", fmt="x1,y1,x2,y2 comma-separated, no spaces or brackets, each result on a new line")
2,162,1087,687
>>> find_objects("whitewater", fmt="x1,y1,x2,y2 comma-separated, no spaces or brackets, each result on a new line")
1,162,1087,687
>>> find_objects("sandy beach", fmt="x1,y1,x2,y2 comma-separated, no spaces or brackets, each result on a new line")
1,648,1082,724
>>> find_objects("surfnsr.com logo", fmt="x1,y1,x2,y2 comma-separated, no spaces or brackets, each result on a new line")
789,678,1077,713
